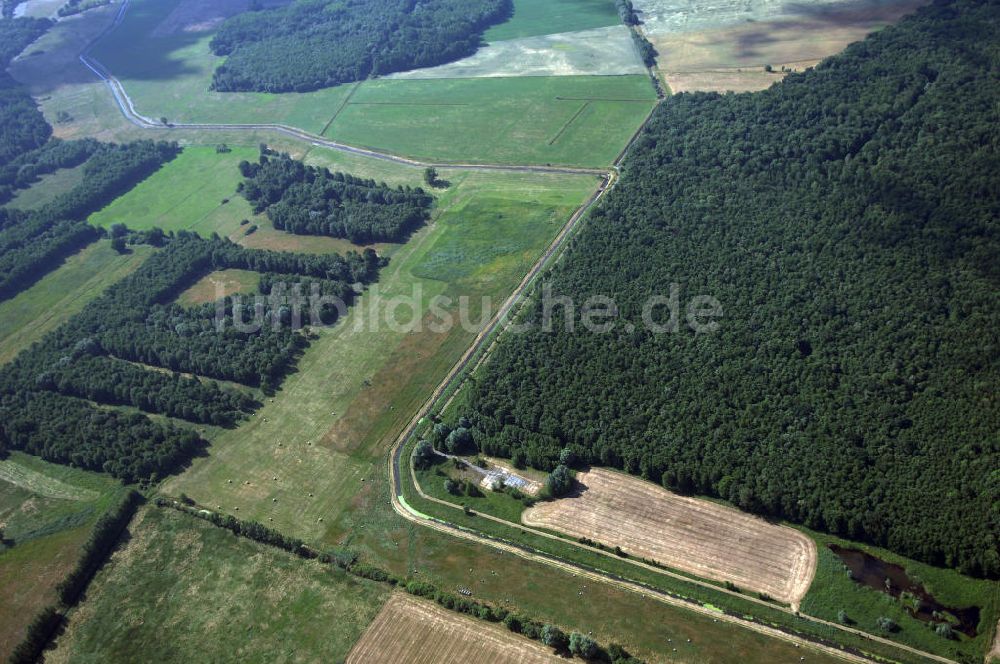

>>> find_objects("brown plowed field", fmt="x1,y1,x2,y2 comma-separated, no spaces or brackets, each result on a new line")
522,468,816,605
345,594,562,664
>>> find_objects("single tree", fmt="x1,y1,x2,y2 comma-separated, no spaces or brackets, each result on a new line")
423,167,438,187
569,632,598,659
541,624,568,651
545,464,573,497
413,440,437,469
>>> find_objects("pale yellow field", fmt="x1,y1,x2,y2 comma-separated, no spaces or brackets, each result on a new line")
522,468,817,605
346,594,562,664
649,0,929,92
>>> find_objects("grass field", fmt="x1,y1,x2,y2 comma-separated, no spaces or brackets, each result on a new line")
324,76,656,167
0,453,125,660
522,468,817,606
346,594,561,664
76,0,655,167
162,165,598,543
0,240,153,364
176,269,261,306
47,507,390,664
8,163,87,210
484,0,621,42
799,528,999,663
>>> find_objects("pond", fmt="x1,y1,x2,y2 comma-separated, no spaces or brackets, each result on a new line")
829,545,980,636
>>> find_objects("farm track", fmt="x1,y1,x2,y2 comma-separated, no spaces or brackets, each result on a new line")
73,4,963,664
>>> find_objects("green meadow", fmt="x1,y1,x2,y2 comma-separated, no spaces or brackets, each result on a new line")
162,161,598,543
324,76,656,167
84,0,655,167
48,507,389,664
0,453,126,660
484,0,621,41
0,240,153,365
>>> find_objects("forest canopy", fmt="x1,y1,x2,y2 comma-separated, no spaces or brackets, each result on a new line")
238,150,433,244
209,0,512,92
461,0,1000,577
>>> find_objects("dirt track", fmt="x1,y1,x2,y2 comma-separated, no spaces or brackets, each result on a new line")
522,468,817,606
345,594,562,664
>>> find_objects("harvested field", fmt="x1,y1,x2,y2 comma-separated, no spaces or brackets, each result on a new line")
522,468,817,605
638,0,929,92
345,594,561,664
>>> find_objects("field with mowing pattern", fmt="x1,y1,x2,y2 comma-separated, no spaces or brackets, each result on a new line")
0,453,125,660
346,594,561,664
0,240,153,365
522,468,818,606
47,507,389,664
323,76,656,167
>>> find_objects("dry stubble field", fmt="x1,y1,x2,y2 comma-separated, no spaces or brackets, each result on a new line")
345,594,562,664
522,468,817,605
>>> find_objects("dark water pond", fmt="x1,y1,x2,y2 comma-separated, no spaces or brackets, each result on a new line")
829,545,980,637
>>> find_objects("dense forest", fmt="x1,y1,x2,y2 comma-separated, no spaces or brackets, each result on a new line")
239,150,432,244
0,233,385,480
0,17,52,167
209,0,512,92
462,0,999,577
0,140,179,300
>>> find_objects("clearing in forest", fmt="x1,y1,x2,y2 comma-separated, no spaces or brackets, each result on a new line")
522,468,817,605
345,594,562,664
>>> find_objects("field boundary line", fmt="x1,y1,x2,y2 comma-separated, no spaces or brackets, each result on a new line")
547,102,589,145
318,81,362,136
76,0,612,176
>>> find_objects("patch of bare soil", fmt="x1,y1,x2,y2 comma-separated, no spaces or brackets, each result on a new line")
652,0,928,92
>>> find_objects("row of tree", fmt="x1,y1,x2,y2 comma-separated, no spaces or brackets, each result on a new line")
0,140,180,300
0,138,100,205
1,234,383,429
462,0,1000,577
0,18,53,167
239,150,432,244
209,0,512,92
0,390,205,482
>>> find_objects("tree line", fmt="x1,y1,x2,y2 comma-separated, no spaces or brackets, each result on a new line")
0,233,388,480
1,233,382,418
461,0,1000,578
0,17,52,168
0,138,100,205
209,0,512,92
238,149,432,244
160,498,645,664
